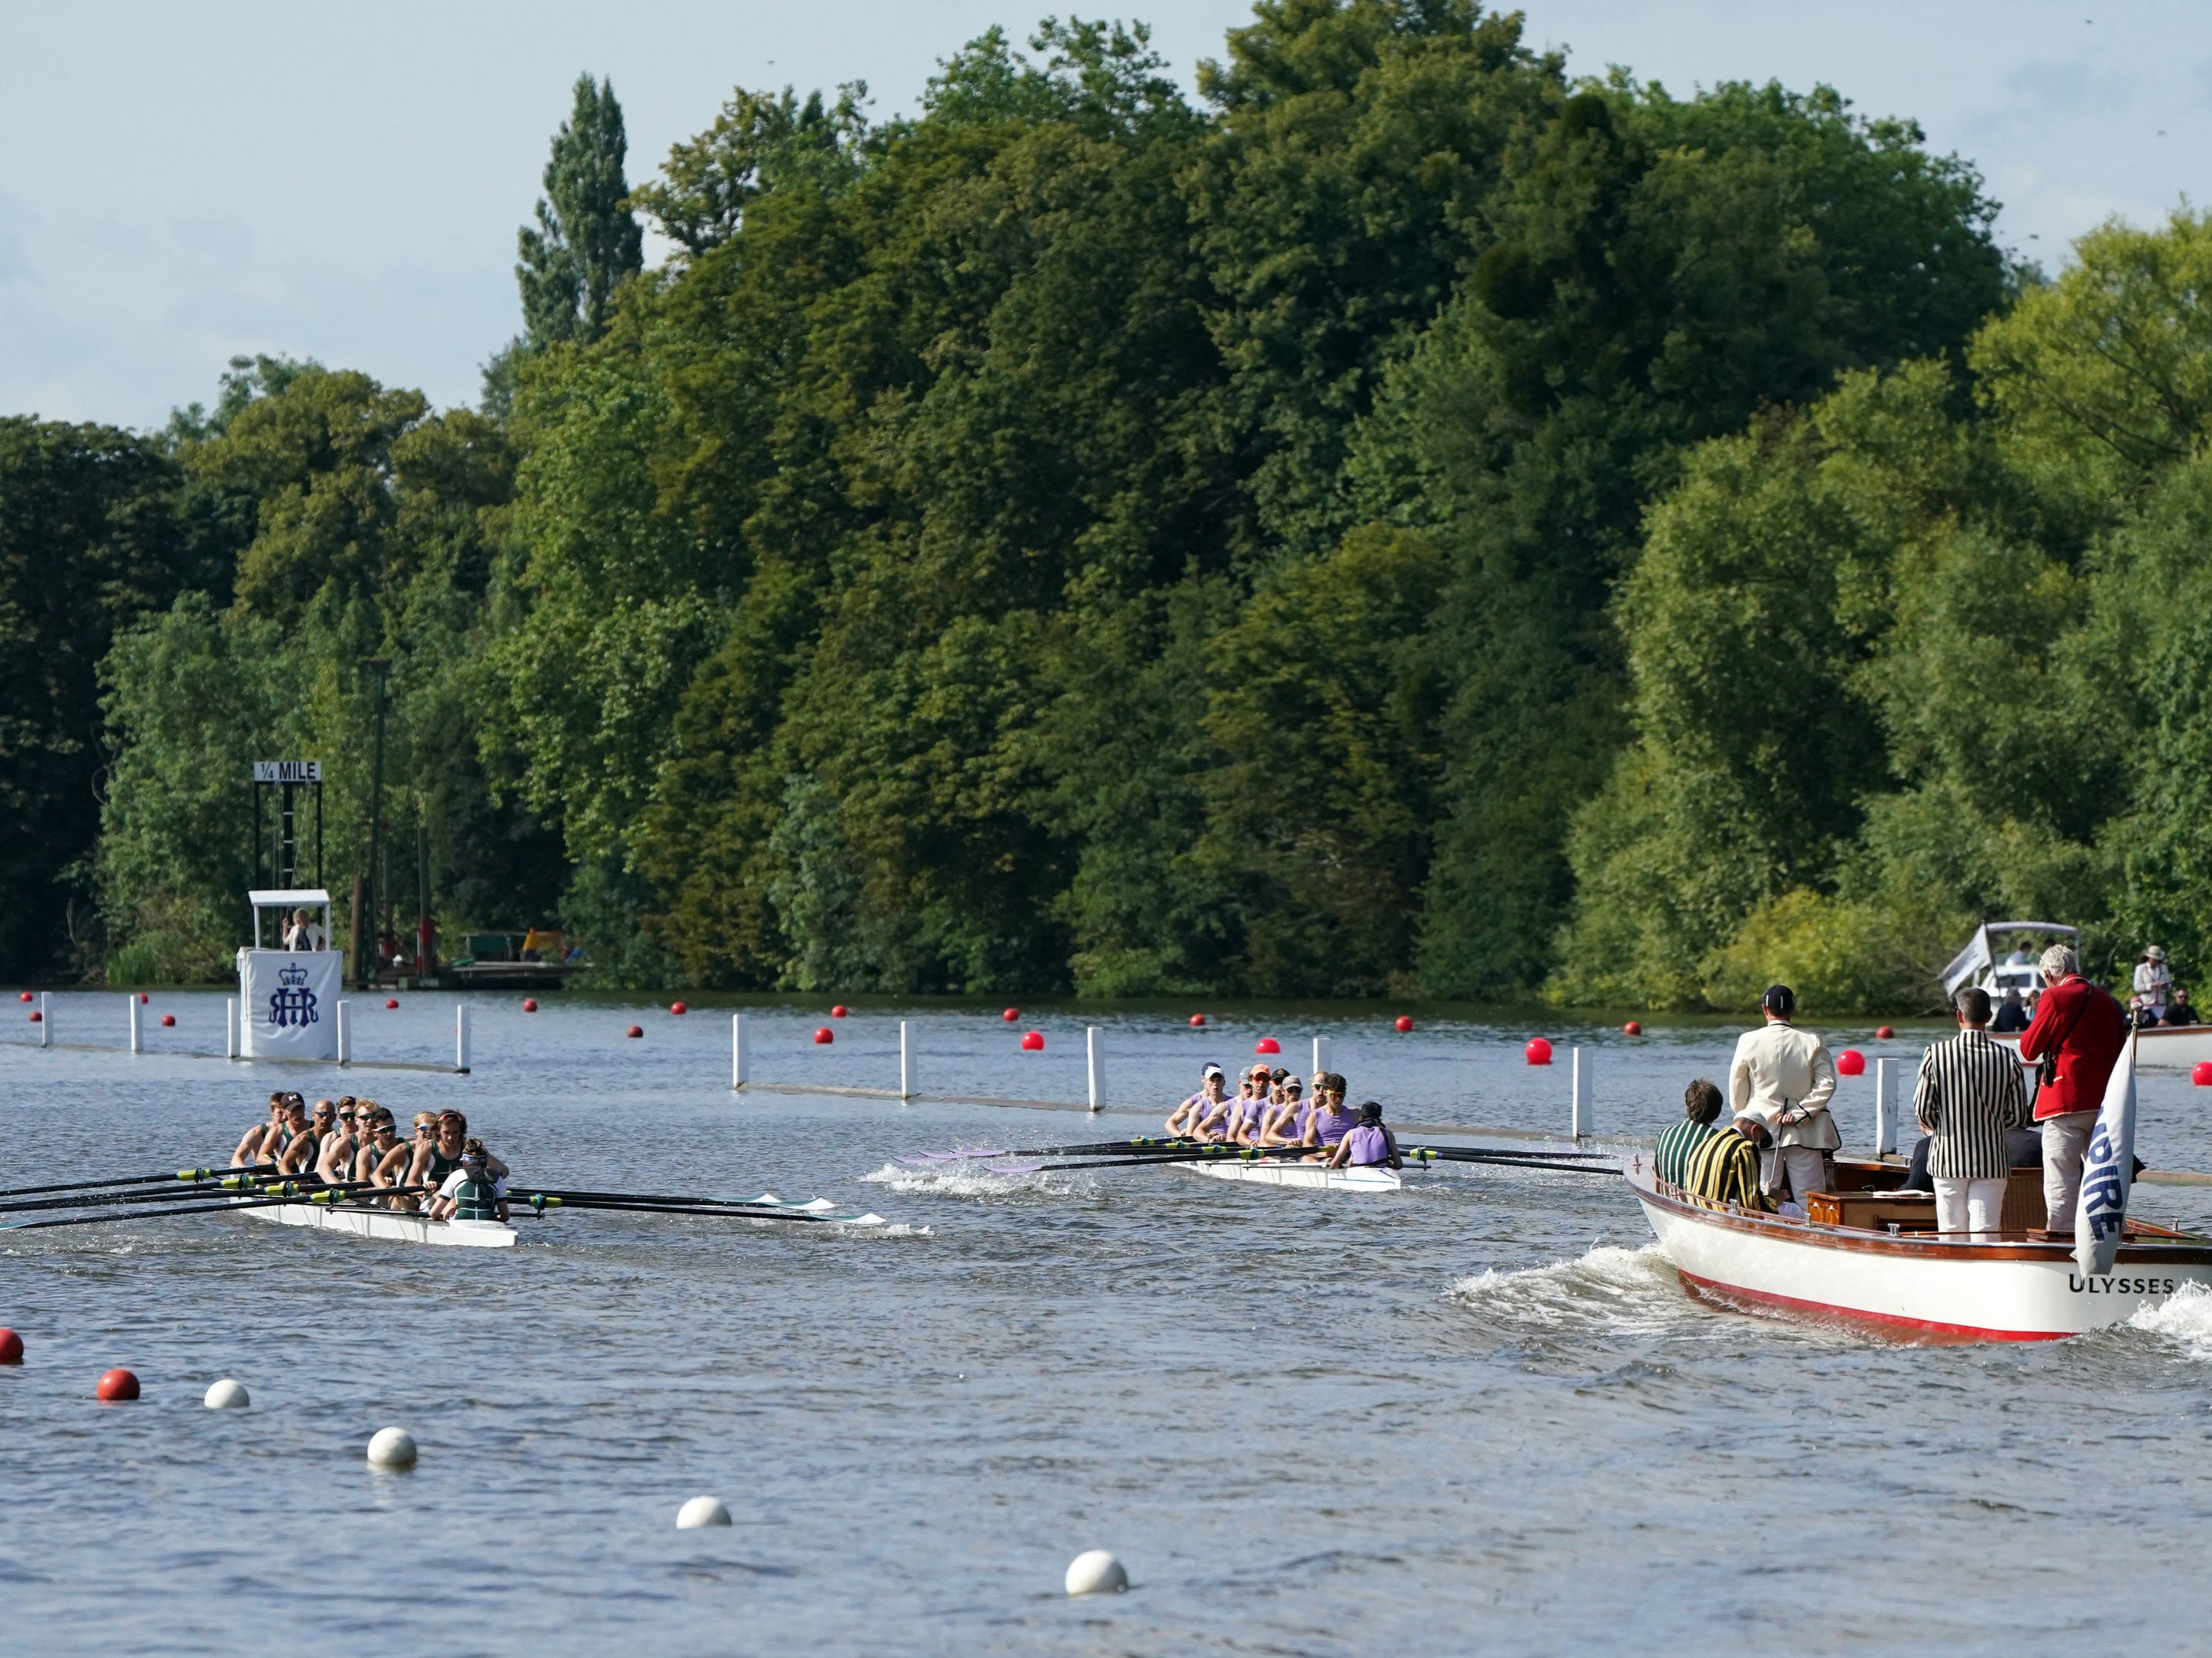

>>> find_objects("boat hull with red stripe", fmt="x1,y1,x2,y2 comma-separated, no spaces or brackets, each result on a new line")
1627,1158,2212,1342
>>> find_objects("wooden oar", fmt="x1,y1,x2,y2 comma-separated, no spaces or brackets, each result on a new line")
0,1183,429,1232
0,1166,237,1202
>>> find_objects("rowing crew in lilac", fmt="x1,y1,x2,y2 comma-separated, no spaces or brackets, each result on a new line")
1163,1064,1399,1167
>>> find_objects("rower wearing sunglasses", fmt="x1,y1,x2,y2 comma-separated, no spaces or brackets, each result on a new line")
408,1109,508,1209
276,1099,339,1175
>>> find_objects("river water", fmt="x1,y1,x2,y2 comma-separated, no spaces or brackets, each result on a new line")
7,992,2212,1656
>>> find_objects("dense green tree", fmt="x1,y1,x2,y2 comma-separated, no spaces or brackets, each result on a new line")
0,421,224,978
516,75,645,348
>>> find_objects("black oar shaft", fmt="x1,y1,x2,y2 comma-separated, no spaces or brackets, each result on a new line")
2,1183,426,1232
0,1167,225,1201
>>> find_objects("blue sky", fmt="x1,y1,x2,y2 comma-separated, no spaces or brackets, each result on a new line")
2,0,2204,428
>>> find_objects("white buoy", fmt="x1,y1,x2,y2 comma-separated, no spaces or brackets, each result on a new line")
676,1495,733,1530
366,1426,418,1470
203,1378,250,1410
1064,1549,1127,1596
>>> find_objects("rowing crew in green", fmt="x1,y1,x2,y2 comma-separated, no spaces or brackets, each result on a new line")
230,1094,510,1218
1163,1063,1402,1170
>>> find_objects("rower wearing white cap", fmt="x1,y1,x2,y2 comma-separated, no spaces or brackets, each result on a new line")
1166,1065,1230,1139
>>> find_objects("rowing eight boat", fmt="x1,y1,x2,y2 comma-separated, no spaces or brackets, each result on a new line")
1173,1159,1401,1193
238,1200,518,1248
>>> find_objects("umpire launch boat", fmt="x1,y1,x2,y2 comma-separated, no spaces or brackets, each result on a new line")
1626,1153,2212,1342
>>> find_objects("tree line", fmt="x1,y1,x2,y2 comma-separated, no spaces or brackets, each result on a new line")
5,2,2200,1009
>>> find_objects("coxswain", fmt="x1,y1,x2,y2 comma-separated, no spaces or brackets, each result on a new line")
277,1099,337,1175
1328,1102,1401,1170
232,1092,290,1168
428,1139,509,1223
410,1109,509,1199
1166,1066,1230,1138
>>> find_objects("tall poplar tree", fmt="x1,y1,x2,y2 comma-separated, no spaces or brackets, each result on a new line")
515,75,644,347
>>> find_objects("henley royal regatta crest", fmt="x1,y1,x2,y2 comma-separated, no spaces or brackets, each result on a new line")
267,959,321,1030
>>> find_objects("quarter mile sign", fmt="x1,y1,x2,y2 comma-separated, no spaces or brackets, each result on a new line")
251,760,322,784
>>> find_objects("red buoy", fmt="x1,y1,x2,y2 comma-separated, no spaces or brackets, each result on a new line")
1837,1049,1866,1076
1623,1020,1642,1036
96,1368,139,1401
385,998,398,1009
831,1005,848,1019
1002,1008,1020,1022
0,1328,22,1364
15,991,28,1002
814,1027,834,1044
1188,1013,1206,1027
1525,1037,1552,1066
1021,1031,1045,1051
2194,1062,2212,1088
27,1011,39,1023
139,992,149,1004
626,1025,644,1039
1876,1025,1895,1039
1394,1015,1414,1033
670,1001,688,1015
522,998,538,1012
1254,1037,1281,1056
159,1014,175,1027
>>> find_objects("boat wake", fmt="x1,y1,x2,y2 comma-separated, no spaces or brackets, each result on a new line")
1445,1243,1706,1337
2127,1280,2212,1356
860,1161,1088,1200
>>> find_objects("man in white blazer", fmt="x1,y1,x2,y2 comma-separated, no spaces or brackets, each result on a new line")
1728,983,1840,1206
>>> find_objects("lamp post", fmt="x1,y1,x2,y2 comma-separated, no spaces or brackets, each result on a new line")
356,657,391,991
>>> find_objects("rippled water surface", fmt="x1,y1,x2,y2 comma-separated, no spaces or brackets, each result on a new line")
8,993,2212,1656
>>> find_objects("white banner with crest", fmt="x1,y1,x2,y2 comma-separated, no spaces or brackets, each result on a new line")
237,948,340,1061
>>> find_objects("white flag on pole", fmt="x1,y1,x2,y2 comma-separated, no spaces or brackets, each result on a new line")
2074,1029,2137,1278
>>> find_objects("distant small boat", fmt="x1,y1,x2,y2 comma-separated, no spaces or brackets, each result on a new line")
1174,1159,1400,1193
238,1199,517,1248
1944,920,2212,1067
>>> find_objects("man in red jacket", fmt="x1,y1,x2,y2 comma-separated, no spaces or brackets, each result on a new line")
2016,942,2127,1237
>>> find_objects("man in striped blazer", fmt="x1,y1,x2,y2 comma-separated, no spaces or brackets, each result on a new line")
1913,986,2030,1240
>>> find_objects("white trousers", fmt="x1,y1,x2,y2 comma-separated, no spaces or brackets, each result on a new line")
1935,1175,2006,1240
2042,1113,2096,1235
1761,1145,1828,1202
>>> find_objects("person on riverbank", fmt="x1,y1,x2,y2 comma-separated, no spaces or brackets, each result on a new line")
2134,946,2172,1021
2019,943,2128,1237
1684,1114,1775,1213
1913,987,2030,1240
1728,985,1839,1205
1656,1080,1724,1188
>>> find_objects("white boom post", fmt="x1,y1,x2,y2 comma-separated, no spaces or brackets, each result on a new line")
900,1019,914,1099
336,1000,351,1065
225,997,237,1059
1312,1035,1331,1078
1571,1047,1593,1139
1086,1026,1103,1113
128,994,141,1053
731,1013,747,1091
1874,1056,1897,1156
455,1004,471,1074
39,992,49,1048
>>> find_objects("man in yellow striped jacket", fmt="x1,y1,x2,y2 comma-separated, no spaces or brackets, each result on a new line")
1684,1114,1777,1213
